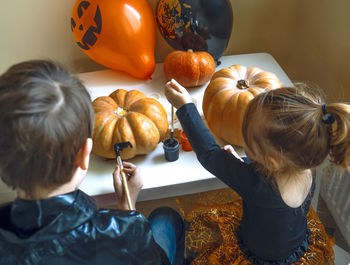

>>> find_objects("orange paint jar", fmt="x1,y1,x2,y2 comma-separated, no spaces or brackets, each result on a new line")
180,130,192,151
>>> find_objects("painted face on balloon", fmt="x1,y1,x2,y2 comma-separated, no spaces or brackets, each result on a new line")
70,0,156,79
71,1,102,50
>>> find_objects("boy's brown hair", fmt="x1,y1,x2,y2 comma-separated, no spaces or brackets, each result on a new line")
0,60,94,198
242,86,350,178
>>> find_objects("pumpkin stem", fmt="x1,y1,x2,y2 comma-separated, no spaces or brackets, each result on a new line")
187,49,194,53
237,80,249,89
115,107,127,116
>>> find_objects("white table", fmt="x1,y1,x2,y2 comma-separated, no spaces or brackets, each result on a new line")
77,52,293,205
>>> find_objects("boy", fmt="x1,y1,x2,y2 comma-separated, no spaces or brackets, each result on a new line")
0,60,184,265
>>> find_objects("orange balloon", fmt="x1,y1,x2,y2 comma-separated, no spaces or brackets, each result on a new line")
71,0,156,80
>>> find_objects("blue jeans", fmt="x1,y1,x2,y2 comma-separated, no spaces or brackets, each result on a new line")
242,156,250,164
148,207,185,265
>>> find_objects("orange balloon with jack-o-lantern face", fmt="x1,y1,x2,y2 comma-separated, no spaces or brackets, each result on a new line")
71,0,156,80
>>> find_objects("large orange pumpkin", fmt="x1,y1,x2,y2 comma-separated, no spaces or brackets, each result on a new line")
163,49,216,88
202,65,282,147
92,89,168,159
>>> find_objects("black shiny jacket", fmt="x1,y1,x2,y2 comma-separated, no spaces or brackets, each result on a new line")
0,190,170,265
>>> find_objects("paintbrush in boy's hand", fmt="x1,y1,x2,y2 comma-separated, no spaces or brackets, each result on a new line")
114,142,134,210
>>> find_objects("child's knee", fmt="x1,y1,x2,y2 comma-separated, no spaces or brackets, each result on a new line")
149,207,182,223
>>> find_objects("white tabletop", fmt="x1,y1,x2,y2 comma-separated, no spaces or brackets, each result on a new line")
77,52,293,202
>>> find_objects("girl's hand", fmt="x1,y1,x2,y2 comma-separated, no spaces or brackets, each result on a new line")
223,145,244,162
113,161,143,210
165,79,192,109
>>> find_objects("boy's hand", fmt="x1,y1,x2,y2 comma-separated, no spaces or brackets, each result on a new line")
223,145,244,162
113,161,143,210
165,79,192,109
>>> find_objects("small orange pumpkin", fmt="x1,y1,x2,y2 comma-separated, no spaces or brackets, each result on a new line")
163,49,216,88
202,65,282,147
92,89,168,159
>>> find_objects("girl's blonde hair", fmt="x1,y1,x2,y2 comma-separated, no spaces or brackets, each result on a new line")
242,86,350,177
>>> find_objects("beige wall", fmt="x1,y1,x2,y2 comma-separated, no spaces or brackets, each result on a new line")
0,0,349,102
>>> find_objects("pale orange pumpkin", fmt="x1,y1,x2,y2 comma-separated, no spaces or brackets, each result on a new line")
163,49,216,88
92,89,168,159
202,65,282,147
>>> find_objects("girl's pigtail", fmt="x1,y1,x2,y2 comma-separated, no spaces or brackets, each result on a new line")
324,103,350,169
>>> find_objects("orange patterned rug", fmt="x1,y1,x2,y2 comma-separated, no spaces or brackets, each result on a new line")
176,188,335,265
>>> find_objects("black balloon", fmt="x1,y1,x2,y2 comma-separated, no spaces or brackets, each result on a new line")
156,0,233,64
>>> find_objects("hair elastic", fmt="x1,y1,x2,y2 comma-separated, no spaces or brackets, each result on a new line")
321,104,335,125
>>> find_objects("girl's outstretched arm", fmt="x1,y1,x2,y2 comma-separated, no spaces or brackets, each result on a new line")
164,79,256,197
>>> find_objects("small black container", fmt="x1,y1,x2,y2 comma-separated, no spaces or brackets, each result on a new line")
163,138,179,162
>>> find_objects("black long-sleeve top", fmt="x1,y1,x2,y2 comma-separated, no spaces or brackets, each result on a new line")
176,103,314,262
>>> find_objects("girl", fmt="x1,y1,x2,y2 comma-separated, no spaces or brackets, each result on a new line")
165,79,347,264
